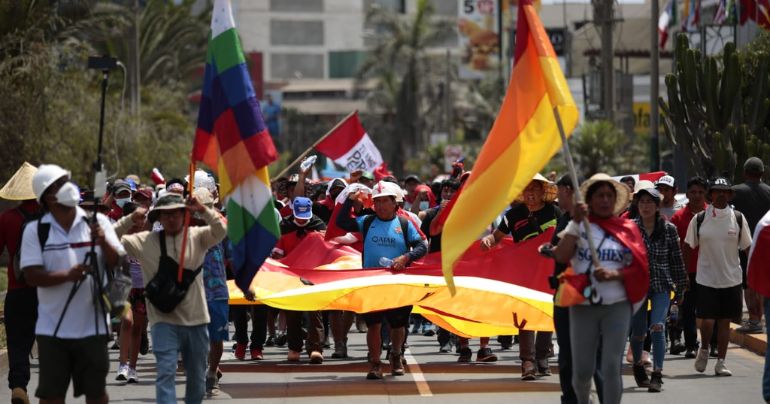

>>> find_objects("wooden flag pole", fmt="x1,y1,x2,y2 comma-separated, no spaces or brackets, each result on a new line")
273,110,358,179
552,107,601,269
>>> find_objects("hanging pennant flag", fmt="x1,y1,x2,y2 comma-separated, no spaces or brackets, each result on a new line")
314,111,384,173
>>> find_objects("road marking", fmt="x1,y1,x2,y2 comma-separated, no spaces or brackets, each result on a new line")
404,348,433,397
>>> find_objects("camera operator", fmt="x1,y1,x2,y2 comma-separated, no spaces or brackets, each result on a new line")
20,164,124,404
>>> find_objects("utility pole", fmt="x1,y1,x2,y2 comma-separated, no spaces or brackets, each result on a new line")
650,0,660,171
594,0,615,122
130,0,141,137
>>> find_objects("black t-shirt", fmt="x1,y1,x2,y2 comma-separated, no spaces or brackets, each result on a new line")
497,202,560,243
732,181,770,233
420,207,442,253
551,211,572,277
313,203,333,224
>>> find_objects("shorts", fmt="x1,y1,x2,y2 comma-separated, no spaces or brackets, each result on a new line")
129,288,146,317
207,300,230,342
362,306,412,328
696,283,743,319
36,335,109,399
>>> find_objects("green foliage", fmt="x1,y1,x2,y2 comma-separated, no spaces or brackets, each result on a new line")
570,120,647,178
660,33,770,181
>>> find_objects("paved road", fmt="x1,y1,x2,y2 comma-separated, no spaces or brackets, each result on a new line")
0,326,765,403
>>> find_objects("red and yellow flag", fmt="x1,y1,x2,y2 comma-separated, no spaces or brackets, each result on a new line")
440,0,578,294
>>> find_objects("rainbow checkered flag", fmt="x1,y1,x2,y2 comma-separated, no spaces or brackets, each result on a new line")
192,0,279,292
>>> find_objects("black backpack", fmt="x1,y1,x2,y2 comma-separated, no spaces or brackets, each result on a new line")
695,209,744,244
13,209,49,284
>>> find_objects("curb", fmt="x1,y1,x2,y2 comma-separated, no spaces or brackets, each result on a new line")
729,323,767,356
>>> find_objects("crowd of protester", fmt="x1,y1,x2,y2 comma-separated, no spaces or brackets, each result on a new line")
2,155,770,404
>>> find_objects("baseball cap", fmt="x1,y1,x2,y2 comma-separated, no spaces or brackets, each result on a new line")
634,187,661,202
292,197,313,219
112,179,133,195
709,177,733,192
655,175,675,189
634,180,656,193
404,175,421,184
360,171,375,181
372,181,399,199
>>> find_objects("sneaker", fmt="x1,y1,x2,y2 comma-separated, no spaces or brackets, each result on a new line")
670,340,686,355
684,348,696,359
275,333,287,347
439,342,452,353
234,343,247,360
265,335,276,347
715,359,732,376
11,387,29,404
410,324,420,334
116,363,129,381
127,368,138,384
309,351,324,364
457,346,472,363
250,348,263,360
476,347,498,362
332,343,348,359
423,329,436,337
287,350,301,362
367,362,383,379
521,361,537,381
648,371,662,392
694,349,709,373
205,374,219,395
390,352,405,376
633,363,650,387
737,320,763,334
356,318,368,333
537,359,552,376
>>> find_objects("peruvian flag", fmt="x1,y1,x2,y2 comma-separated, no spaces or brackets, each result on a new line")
611,171,667,184
748,210,770,298
315,112,384,173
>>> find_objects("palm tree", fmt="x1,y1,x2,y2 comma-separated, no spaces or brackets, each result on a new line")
357,0,455,175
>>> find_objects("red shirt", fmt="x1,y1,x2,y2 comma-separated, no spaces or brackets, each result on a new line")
0,201,40,290
670,202,707,273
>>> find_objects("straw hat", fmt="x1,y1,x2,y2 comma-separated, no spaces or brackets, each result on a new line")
579,173,631,216
516,173,558,203
0,162,38,201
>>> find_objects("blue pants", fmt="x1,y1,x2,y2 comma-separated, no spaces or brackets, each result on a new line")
151,323,209,404
631,292,670,370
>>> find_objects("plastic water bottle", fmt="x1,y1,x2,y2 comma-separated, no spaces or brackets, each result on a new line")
379,257,393,267
300,155,317,171
670,304,679,323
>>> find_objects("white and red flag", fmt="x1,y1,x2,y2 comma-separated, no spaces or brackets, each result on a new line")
748,210,770,298
612,171,667,184
315,112,383,173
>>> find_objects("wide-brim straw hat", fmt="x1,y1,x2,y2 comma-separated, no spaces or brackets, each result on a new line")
0,162,37,201
148,194,187,222
516,173,558,203
579,173,631,216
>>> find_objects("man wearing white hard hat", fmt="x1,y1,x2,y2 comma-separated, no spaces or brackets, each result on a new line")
20,164,124,404
655,175,683,220
336,181,428,380
0,162,41,404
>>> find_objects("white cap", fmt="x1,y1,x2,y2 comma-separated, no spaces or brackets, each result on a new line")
634,180,655,193
32,164,70,202
372,181,399,199
655,175,675,188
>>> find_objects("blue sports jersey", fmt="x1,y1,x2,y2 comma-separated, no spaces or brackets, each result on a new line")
355,215,422,268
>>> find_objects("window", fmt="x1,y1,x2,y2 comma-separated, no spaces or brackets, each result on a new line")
328,50,368,78
270,0,323,12
270,53,325,79
270,20,324,46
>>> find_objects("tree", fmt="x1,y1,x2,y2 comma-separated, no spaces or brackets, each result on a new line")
357,0,455,176
570,120,628,178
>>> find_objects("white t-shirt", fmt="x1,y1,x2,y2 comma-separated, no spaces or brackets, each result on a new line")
568,222,630,305
20,208,125,338
684,206,752,288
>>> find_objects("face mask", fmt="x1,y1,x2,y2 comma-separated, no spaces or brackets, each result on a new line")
116,197,131,208
55,182,80,208
419,201,430,211
293,219,309,227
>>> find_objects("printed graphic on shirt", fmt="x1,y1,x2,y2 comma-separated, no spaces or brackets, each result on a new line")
356,215,422,268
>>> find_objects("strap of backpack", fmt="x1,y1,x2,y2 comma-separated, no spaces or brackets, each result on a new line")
398,216,410,248
696,211,706,243
735,210,744,244
37,218,50,252
361,215,376,264
159,231,167,257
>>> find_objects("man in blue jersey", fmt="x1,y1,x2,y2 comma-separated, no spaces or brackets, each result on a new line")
337,181,428,380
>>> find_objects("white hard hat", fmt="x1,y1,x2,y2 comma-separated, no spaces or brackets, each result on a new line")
372,181,399,199
32,164,70,202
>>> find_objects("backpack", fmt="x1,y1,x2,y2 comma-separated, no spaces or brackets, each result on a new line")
13,209,50,284
695,209,744,245
361,215,411,264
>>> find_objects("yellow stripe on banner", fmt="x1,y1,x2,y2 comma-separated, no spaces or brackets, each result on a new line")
538,56,579,112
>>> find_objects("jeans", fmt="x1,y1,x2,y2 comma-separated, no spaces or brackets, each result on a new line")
151,323,209,404
286,310,324,354
518,330,553,362
631,292,670,370
570,302,631,404
681,273,699,349
4,288,37,390
233,305,267,349
554,305,604,404
762,298,770,401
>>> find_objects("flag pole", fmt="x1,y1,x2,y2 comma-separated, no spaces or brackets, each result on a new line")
274,110,358,179
552,107,601,268
177,161,196,282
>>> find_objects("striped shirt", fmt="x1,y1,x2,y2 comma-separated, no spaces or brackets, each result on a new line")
634,217,688,293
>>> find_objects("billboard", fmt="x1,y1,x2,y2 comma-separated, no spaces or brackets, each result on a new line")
458,0,500,79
